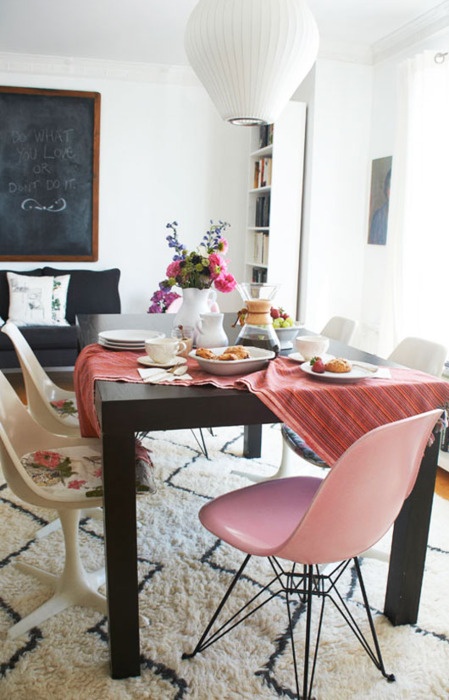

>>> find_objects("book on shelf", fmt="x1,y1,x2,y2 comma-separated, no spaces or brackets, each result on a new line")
255,195,270,227
253,157,272,188
253,231,269,265
259,125,269,148
253,160,260,189
252,266,268,283
262,232,269,264
258,124,274,148
262,157,272,187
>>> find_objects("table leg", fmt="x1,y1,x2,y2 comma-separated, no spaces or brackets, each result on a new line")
102,429,141,678
384,435,439,625
243,424,262,458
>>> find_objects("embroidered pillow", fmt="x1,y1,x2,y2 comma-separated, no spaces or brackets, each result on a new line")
7,272,71,326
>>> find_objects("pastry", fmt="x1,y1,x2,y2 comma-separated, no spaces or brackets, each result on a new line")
196,345,250,362
217,352,241,361
324,358,352,373
225,345,250,359
196,348,217,360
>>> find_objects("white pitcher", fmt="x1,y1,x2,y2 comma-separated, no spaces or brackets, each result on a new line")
196,312,228,348
173,288,218,342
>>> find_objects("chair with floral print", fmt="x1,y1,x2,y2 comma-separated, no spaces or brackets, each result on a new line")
1,321,80,437
0,369,107,639
1,320,104,537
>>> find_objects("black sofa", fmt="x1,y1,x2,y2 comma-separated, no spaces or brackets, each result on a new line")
0,267,121,368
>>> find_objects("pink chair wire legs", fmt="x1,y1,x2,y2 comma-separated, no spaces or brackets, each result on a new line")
184,410,442,699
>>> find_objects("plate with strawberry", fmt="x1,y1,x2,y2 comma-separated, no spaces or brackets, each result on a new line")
300,356,379,382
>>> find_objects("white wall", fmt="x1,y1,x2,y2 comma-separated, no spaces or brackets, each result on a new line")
294,59,373,341
361,28,449,353
2,27,448,341
0,62,250,314
293,26,449,353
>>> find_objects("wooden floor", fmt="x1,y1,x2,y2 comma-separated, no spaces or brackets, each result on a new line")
5,369,74,401
5,369,449,500
436,466,449,499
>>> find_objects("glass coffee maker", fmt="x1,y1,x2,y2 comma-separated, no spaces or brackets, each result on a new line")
235,282,280,355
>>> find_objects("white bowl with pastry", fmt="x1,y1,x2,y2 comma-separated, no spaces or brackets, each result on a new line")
300,356,380,382
189,345,275,376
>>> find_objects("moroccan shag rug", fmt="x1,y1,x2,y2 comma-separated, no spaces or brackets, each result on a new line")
0,424,448,700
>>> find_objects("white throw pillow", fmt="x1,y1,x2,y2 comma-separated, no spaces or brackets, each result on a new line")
7,272,71,326
50,274,71,325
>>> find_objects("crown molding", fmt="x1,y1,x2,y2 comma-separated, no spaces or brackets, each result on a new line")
0,52,198,85
317,39,373,65
373,1,449,63
0,2,448,82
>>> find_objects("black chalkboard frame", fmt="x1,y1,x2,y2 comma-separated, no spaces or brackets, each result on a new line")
0,86,100,261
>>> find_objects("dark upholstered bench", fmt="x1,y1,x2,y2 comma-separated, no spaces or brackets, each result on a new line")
0,267,121,368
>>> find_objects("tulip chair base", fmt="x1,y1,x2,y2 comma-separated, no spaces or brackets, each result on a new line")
8,509,106,640
35,506,103,539
183,555,395,700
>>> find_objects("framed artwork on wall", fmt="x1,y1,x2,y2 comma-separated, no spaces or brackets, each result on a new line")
0,86,100,261
367,156,392,246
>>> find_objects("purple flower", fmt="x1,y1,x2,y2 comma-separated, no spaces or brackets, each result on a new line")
148,285,181,313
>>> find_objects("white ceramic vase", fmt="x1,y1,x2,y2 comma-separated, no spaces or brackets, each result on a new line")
173,288,218,344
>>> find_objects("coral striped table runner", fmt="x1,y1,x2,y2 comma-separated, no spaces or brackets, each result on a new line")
75,344,449,464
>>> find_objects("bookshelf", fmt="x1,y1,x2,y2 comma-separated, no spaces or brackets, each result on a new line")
244,101,307,316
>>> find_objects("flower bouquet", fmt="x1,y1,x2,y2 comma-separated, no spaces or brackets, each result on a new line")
148,220,237,313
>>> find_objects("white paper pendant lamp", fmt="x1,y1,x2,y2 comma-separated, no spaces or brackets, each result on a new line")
185,0,319,125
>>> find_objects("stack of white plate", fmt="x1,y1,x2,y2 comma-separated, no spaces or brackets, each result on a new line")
98,329,164,351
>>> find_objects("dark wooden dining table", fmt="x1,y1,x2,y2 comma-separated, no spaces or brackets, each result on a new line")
76,313,445,679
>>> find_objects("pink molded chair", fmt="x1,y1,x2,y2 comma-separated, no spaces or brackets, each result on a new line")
184,409,441,699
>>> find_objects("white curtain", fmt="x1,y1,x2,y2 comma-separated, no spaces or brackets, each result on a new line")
380,50,449,356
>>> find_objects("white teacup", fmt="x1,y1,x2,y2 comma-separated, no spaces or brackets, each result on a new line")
145,337,187,364
294,335,329,361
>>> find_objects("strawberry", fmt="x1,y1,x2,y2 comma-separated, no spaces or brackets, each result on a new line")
311,357,325,373
270,307,280,319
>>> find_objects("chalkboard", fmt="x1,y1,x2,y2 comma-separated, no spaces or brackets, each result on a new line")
0,86,100,261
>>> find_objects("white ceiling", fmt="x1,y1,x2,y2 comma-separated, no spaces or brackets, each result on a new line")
0,0,447,66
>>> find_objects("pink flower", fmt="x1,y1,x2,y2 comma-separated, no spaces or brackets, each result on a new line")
166,260,181,279
33,450,62,469
68,479,87,490
93,467,103,478
214,272,237,293
217,238,228,254
52,400,66,409
208,253,226,279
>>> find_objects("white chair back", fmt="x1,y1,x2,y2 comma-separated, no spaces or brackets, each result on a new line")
320,316,356,344
388,337,448,376
1,321,80,436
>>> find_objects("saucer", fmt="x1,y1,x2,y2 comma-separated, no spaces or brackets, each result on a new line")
288,352,334,364
137,355,187,369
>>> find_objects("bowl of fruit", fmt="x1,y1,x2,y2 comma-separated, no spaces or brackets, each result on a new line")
270,307,301,349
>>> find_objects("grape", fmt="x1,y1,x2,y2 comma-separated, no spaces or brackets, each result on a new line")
273,316,294,329
271,307,294,329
